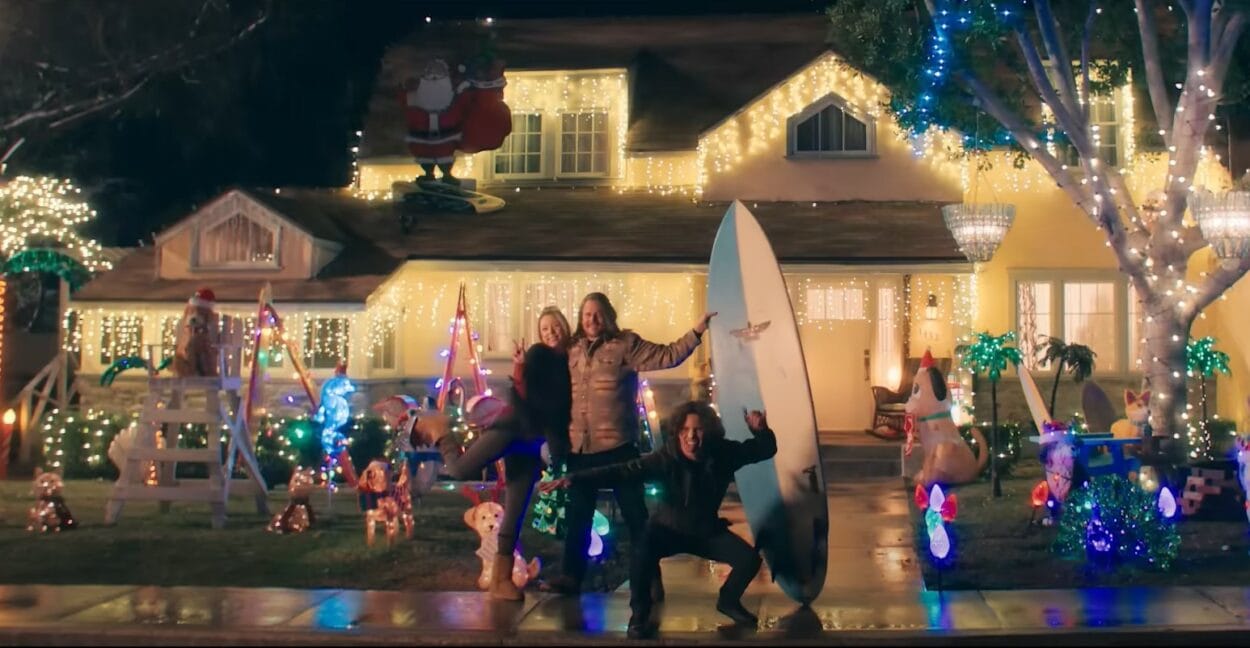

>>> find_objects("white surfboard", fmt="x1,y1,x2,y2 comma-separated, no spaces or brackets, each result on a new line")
1017,365,1052,432
707,200,828,605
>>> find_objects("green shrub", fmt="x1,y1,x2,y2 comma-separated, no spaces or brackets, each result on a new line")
38,409,397,487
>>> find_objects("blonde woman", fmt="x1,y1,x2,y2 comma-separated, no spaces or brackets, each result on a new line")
417,306,572,600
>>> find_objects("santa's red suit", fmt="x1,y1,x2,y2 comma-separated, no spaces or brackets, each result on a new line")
402,60,511,166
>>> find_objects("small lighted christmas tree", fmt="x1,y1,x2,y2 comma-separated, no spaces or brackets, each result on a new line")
531,461,568,536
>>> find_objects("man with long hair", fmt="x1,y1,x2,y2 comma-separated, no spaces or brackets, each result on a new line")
546,292,714,601
541,401,775,638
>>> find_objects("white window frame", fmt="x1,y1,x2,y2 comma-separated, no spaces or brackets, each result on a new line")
492,112,546,179
786,93,876,159
1010,271,1136,375
194,210,282,270
557,110,612,178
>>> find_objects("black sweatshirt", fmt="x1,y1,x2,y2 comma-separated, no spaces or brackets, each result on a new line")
569,426,777,534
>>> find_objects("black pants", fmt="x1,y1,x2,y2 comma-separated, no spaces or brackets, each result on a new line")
630,523,761,616
436,428,544,556
562,444,650,583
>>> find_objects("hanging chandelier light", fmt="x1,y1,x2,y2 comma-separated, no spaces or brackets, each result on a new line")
942,202,1016,263
1189,184,1250,263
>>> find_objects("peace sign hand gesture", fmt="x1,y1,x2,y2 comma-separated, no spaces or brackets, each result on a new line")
512,338,526,365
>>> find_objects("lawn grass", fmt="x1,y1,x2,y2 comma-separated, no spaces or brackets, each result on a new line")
910,457,1250,590
0,479,632,592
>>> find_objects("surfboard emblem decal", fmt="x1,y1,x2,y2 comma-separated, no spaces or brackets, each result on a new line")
729,320,771,340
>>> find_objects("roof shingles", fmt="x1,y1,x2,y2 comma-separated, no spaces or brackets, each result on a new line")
76,188,963,304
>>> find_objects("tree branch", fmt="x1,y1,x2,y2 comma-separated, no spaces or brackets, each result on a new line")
957,71,1094,213
1135,0,1174,148
1185,254,1250,321
1013,27,1092,153
0,5,268,140
1187,0,1214,69
1211,10,1247,88
1033,0,1084,120
1080,1,1097,123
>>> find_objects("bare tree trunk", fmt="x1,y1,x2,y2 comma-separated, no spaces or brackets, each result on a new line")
1141,308,1192,462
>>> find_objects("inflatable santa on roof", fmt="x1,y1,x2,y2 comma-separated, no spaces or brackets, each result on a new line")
401,56,511,186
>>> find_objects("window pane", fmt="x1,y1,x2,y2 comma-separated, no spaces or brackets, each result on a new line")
485,281,513,353
844,114,868,150
371,326,396,370
1063,282,1116,370
495,112,542,177
823,106,842,151
805,288,826,321
524,281,578,341
1127,289,1143,372
795,115,818,151
1017,281,1052,370
99,315,144,365
304,317,350,370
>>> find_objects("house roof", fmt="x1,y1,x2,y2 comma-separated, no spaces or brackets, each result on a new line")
152,188,348,247
362,13,834,157
73,187,965,304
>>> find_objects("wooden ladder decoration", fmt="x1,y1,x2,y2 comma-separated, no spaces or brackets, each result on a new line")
437,282,489,408
105,318,270,529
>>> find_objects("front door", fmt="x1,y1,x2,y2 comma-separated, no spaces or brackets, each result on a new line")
794,279,877,431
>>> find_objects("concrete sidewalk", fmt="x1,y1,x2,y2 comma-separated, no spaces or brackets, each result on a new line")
0,580,1247,645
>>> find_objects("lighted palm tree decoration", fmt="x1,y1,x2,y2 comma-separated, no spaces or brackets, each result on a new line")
956,331,1022,498
1036,337,1097,419
1186,336,1230,461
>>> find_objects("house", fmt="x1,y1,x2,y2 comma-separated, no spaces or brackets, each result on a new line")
70,13,1250,433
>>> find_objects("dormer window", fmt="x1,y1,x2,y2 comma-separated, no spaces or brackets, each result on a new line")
197,212,280,269
787,95,875,158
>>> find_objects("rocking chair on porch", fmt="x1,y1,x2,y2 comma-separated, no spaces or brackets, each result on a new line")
869,355,951,440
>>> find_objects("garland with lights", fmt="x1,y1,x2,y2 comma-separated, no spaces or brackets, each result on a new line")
1185,336,1230,462
3,248,93,290
1053,475,1181,571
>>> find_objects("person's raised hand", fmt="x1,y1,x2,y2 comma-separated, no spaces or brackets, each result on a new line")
694,312,718,335
744,409,768,433
512,338,526,364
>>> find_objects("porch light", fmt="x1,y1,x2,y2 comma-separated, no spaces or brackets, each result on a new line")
925,293,939,320
941,203,1015,263
1189,189,1250,263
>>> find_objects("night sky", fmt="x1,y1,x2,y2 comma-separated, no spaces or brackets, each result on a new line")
16,1,828,248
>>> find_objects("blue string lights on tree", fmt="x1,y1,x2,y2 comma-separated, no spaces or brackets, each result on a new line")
902,0,1026,154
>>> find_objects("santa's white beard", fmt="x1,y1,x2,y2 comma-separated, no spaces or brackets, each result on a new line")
411,77,454,111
